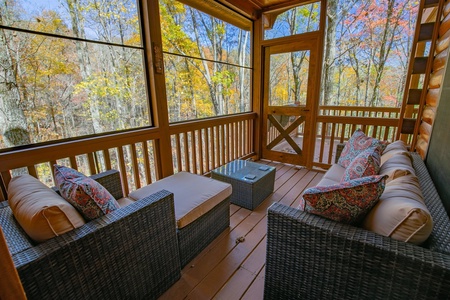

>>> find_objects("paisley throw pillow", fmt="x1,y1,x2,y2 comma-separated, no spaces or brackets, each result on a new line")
299,175,387,224
342,146,381,181
54,165,120,221
338,129,387,168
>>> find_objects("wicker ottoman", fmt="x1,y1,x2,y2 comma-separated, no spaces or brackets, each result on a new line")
211,160,276,210
128,171,232,267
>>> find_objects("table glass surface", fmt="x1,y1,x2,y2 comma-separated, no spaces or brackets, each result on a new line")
212,160,275,183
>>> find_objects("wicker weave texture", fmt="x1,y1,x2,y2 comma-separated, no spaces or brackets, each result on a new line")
264,154,450,299
0,206,34,255
178,196,230,267
212,160,275,210
16,190,180,300
1,170,181,300
90,169,124,200
412,153,450,254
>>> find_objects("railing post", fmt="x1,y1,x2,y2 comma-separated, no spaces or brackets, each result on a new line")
142,0,174,178
252,16,263,159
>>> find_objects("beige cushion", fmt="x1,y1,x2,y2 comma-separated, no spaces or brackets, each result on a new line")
362,174,433,244
322,164,345,183
381,140,410,165
8,174,85,243
383,140,408,153
117,197,136,207
379,152,415,182
128,172,232,228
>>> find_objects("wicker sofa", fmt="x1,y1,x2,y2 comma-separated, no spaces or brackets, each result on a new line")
0,170,181,300
264,153,450,299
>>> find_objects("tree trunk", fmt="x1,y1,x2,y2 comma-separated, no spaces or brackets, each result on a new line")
66,0,102,133
189,8,222,115
369,0,406,106
0,3,30,148
321,0,338,105
238,31,249,112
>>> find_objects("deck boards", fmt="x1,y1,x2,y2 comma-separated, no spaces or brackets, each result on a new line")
159,160,323,300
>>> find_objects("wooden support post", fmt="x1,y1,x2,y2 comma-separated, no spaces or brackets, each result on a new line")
142,0,174,178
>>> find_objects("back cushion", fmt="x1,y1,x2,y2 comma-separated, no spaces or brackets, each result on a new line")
380,140,410,165
8,174,85,243
362,174,433,245
379,152,415,183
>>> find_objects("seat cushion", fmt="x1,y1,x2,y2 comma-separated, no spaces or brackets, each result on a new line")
54,165,120,221
117,197,136,207
128,172,232,228
362,174,433,245
300,175,387,225
7,174,86,243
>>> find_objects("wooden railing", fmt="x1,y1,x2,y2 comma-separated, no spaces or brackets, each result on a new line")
0,113,256,201
264,105,401,169
320,105,401,118
0,104,403,198
169,113,255,174
313,106,401,169
266,116,300,145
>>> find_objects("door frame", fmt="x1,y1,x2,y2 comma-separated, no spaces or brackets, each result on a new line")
261,35,321,168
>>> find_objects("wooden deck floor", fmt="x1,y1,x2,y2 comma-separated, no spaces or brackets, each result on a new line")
160,160,324,300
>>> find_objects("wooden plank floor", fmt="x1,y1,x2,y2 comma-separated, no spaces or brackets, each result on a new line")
159,160,324,300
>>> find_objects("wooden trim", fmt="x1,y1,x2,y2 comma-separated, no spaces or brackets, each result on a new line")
179,0,253,29
316,115,399,127
169,113,256,134
215,0,261,19
319,106,400,113
143,0,174,178
261,0,319,13
0,227,26,300
0,128,160,172
252,18,264,160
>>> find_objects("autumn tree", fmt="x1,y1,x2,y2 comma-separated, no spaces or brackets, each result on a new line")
0,0,31,147
322,0,417,107
159,0,250,122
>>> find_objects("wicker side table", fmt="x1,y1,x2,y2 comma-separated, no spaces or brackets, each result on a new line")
211,160,276,210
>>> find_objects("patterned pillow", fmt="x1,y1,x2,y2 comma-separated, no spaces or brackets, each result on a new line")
299,175,387,224
54,165,120,220
338,129,387,168
342,146,381,181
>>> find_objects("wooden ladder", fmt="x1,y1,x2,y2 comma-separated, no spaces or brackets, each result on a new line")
397,0,447,155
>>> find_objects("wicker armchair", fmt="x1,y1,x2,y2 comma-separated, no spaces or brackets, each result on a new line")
264,153,450,299
0,170,181,300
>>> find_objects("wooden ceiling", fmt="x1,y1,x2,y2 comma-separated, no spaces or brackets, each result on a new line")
216,0,314,19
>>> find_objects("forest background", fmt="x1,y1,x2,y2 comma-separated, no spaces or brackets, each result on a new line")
0,0,418,150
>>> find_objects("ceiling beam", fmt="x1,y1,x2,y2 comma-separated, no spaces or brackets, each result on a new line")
262,0,317,13
214,0,262,19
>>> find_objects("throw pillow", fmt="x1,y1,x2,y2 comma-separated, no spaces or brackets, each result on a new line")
362,174,433,245
342,146,381,181
300,175,387,224
54,165,120,221
8,174,85,243
338,129,387,168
